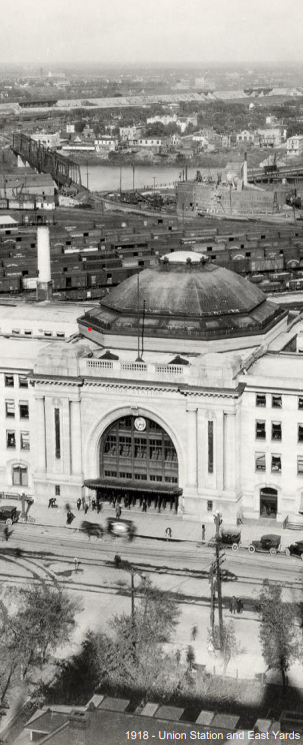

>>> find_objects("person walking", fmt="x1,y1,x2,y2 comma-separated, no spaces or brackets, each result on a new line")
202,524,206,542
91,498,96,511
231,596,237,615
76,498,81,511
81,496,85,510
4,526,9,542
74,558,80,573
191,625,198,641
116,504,122,520
236,598,243,614
84,503,89,515
165,526,172,540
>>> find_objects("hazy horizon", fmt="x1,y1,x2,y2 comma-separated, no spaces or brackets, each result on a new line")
1,0,303,66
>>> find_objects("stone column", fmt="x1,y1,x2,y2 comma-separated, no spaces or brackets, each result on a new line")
187,406,198,487
70,399,83,476
62,399,71,476
35,396,46,473
223,412,236,491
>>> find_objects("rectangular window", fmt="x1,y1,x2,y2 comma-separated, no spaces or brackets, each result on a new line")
6,431,15,448
298,424,303,443
256,421,266,439
272,395,282,409
24,330,32,336
5,400,15,418
44,331,52,338
20,431,30,450
255,452,266,471
55,485,61,496
298,397,303,410
56,333,65,339
271,455,281,473
208,421,214,473
256,394,266,407
12,329,20,335
54,408,61,459
272,422,282,441
12,466,28,486
18,375,28,388
207,500,213,512
5,375,14,388
19,402,29,419
297,456,303,474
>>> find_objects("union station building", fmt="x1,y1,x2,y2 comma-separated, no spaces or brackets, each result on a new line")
1,250,303,524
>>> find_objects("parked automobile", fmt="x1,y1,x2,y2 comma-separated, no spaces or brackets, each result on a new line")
220,529,241,551
0,505,18,526
248,533,281,555
107,518,135,540
285,540,303,561
81,521,103,539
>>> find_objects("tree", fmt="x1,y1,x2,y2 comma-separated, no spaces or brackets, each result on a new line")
259,580,298,687
208,622,240,677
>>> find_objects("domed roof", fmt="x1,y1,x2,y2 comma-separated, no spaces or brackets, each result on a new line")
80,252,285,342
102,252,266,318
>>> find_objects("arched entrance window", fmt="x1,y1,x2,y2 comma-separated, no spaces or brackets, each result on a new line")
260,487,278,518
101,415,178,485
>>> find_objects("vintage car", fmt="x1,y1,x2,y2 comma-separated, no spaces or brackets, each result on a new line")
285,540,303,561
220,529,241,551
0,505,18,526
107,518,135,540
248,533,281,555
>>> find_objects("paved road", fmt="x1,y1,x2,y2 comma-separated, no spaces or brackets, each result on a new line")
1,523,303,593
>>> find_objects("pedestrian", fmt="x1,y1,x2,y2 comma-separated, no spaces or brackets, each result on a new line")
191,625,198,641
165,526,172,540
202,524,206,542
142,498,147,513
229,598,233,615
232,596,237,615
76,498,81,511
66,511,75,525
4,526,9,542
84,503,89,515
74,558,80,573
48,498,54,508
116,504,121,520
97,501,101,514
92,498,96,511
81,496,85,510
236,598,243,614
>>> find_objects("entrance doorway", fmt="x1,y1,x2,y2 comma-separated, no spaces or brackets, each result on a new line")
260,487,278,518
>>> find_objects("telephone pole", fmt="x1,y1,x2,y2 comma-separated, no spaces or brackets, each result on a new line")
213,510,225,651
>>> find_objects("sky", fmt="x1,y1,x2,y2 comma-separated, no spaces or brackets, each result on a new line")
1,0,303,66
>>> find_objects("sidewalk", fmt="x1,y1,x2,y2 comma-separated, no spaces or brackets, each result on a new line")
21,498,303,550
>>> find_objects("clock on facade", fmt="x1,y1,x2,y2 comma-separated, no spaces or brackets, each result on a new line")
134,416,146,432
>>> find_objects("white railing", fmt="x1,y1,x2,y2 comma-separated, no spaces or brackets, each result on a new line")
86,359,113,370
121,363,147,372
155,365,184,375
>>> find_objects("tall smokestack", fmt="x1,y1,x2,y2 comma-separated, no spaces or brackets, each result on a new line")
243,152,248,187
36,226,52,301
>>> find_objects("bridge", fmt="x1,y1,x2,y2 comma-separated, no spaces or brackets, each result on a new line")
248,163,303,183
11,132,83,190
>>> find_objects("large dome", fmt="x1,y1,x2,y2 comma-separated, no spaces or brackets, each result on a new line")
80,252,285,342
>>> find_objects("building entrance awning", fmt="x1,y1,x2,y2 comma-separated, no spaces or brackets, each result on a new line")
84,478,182,497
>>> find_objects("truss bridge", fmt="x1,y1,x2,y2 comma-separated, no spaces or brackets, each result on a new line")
11,133,83,190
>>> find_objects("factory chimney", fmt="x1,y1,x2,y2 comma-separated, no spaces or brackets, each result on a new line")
243,152,248,187
36,226,52,301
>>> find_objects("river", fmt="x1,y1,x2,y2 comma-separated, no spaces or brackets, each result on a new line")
80,164,199,192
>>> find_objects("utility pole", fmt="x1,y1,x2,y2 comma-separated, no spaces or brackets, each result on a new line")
214,510,224,650
209,564,215,636
132,164,135,193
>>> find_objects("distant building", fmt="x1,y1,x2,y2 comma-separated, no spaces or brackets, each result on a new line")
146,114,177,126
66,124,75,134
137,137,165,151
119,125,143,144
287,135,303,156
236,129,255,144
176,115,198,133
95,136,118,152
31,132,60,150
257,128,282,148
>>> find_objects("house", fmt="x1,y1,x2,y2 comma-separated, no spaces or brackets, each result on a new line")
95,136,118,152
31,131,60,149
137,137,165,151
176,114,198,133
119,126,143,144
257,128,282,148
287,135,303,156
236,129,255,144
